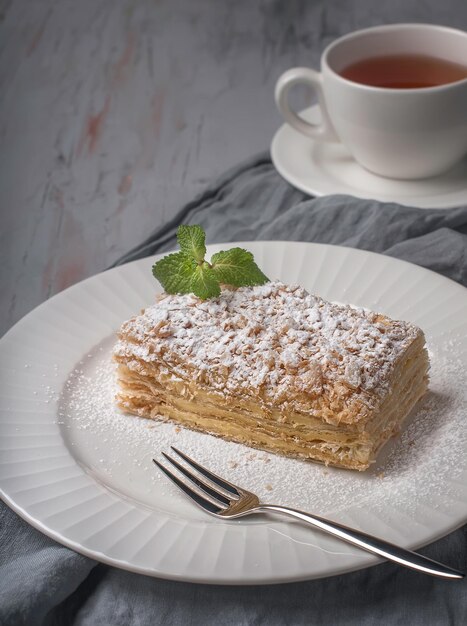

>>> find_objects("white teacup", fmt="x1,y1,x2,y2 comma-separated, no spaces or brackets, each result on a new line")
275,24,467,180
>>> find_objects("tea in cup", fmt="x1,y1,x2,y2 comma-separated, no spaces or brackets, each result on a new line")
275,24,467,179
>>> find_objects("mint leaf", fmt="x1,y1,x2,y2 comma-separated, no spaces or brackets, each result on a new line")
152,226,270,299
190,262,221,299
152,252,197,294
211,248,269,287
177,225,206,262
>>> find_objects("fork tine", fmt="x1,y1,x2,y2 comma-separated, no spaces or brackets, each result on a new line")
153,460,223,514
170,446,240,496
161,452,231,506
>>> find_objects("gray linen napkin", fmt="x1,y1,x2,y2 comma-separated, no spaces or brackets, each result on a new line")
1,153,467,626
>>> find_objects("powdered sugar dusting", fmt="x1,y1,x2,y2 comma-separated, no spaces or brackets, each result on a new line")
114,281,421,415
59,335,467,518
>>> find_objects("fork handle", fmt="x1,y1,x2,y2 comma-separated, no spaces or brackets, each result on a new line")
257,505,464,579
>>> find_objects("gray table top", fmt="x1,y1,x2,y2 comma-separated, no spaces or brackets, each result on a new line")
2,0,467,336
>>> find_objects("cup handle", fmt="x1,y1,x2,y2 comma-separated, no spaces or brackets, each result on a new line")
275,67,339,142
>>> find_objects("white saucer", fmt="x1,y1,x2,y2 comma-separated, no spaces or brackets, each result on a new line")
271,105,467,209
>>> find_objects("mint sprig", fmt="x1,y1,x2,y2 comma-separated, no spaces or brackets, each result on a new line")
152,225,269,299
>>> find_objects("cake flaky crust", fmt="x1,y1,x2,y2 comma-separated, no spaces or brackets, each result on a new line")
113,281,429,471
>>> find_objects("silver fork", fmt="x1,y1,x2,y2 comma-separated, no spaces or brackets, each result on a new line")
153,447,464,580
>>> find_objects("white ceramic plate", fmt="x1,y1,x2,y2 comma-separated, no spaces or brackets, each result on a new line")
271,106,467,209
1,242,467,584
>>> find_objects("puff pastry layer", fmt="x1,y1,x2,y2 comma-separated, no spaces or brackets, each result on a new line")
114,282,429,471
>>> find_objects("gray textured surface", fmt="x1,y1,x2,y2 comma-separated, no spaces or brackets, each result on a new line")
2,2,467,624
2,0,467,335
